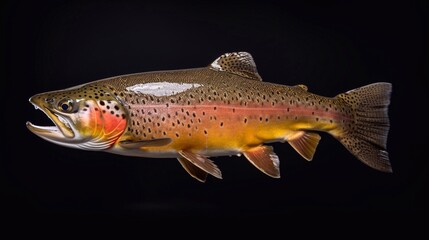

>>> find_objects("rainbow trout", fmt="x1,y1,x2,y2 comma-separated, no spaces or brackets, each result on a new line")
27,52,392,182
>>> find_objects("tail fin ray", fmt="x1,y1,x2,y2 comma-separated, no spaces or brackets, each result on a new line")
336,82,392,172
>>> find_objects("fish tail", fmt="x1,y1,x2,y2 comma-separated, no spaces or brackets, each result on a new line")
335,82,392,172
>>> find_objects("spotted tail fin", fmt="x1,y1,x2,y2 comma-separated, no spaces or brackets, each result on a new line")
335,82,392,172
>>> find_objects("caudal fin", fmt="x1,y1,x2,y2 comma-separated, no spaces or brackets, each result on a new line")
335,82,392,172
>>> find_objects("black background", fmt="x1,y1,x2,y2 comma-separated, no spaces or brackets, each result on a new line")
1,0,428,226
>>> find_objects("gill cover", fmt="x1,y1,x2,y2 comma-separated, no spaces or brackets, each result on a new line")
27,84,127,151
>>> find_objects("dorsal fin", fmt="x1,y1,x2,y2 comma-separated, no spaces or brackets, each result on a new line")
209,52,262,81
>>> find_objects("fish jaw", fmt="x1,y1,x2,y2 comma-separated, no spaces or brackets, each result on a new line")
27,95,75,141
27,84,129,151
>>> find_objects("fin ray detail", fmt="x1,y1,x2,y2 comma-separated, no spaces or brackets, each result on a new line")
209,52,262,81
178,150,222,179
242,145,280,178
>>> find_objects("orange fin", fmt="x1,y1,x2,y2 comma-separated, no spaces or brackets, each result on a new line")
287,131,321,161
119,138,172,149
177,157,208,183
242,145,280,178
178,150,222,179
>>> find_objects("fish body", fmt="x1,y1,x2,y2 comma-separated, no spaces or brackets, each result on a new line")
27,52,392,182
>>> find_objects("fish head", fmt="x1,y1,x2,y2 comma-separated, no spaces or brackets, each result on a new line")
27,84,127,150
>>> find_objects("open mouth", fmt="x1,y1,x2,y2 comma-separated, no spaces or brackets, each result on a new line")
26,99,75,139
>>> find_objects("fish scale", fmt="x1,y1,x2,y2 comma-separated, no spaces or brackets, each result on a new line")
116,72,346,152
27,52,392,182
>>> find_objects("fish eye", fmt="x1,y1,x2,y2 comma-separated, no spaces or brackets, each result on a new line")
57,99,76,113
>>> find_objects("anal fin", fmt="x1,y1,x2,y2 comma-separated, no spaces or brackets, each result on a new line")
242,145,280,178
177,157,208,182
287,131,321,161
178,150,222,179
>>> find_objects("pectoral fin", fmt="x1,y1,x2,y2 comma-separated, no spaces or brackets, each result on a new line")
242,145,280,178
119,138,172,149
287,131,321,161
178,150,222,179
177,157,208,183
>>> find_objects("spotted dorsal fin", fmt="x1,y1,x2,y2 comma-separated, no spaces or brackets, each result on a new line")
209,52,262,81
